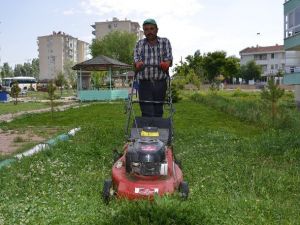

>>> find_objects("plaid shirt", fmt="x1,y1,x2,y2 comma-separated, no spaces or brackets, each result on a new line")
134,37,173,80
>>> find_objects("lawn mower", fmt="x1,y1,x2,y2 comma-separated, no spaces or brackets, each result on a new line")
102,65,189,203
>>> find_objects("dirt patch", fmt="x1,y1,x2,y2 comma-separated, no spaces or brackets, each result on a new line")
0,129,46,155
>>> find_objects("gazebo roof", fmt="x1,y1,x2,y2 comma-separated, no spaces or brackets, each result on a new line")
72,55,132,71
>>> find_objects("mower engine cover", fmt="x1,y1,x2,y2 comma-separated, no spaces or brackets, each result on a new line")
126,138,166,176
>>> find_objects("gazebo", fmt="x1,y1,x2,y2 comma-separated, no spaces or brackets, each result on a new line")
72,55,133,101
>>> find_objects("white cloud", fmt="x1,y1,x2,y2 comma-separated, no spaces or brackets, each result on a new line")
79,0,203,18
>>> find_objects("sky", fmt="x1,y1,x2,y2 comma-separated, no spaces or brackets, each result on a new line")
0,0,284,68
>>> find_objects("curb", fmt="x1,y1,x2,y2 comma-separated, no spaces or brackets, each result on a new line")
0,127,81,170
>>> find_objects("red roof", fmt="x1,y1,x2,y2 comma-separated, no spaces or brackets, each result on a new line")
240,45,284,54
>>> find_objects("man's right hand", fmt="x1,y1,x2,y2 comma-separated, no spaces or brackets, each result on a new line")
135,61,144,71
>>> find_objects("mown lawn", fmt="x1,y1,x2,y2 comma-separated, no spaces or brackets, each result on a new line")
0,101,299,224
0,102,50,115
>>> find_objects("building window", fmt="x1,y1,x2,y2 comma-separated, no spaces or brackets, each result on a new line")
285,7,300,38
271,65,274,70
114,23,118,28
108,24,112,29
254,54,267,60
271,53,274,59
261,65,267,72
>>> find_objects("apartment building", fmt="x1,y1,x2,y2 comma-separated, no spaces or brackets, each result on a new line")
240,45,285,82
284,0,300,108
38,31,89,80
91,17,143,40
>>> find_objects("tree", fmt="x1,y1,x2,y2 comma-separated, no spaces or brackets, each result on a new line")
90,31,137,65
223,56,240,82
31,58,39,79
261,78,285,126
14,64,24,77
91,71,107,90
185,69,201,89
185,50,204,77
63,59,76,89
1,63,13,78
202,51,227,82
55,72,66,97
48,81,57,119
22,62,33,76
10,82,21,105
240,60,261,83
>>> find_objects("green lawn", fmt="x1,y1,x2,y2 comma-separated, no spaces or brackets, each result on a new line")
26,89,76,100
0,102,50,115
0,101,299,224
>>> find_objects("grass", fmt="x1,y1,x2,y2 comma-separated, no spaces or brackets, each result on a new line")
0,89,76,116
0,101,299,224
26,89,76,100
190,91,300,130
0,102,49,115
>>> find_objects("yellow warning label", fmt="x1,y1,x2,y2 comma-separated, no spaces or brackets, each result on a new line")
141,131,159,137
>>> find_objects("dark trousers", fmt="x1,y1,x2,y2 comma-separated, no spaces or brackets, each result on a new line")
138,80,167,117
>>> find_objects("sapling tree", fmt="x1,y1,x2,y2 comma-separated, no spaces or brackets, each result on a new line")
48,81,57,119
55,72,66,97
261,78,285,126
10,82,21,105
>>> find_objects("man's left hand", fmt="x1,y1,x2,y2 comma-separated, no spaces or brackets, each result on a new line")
160,61,170,72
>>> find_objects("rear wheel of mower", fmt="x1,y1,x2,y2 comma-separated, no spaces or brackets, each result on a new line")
102,179,113,204
179,181,189,200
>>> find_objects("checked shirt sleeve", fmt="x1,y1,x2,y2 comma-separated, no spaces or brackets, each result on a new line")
163,38,173,66
134,40,144,63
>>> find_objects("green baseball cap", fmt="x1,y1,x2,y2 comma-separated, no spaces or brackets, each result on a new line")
143,18,157,26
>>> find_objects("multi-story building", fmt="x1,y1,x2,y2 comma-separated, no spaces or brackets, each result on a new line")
284,0,300,108
91,17,143,40
239,45,285,83
38,31,89,80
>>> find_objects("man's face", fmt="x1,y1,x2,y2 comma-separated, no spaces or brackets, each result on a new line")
143,24,158,41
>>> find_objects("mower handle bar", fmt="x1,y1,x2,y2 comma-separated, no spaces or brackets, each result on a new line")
132,100,171,104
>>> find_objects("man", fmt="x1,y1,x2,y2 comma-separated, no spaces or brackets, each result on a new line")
134,18,173,117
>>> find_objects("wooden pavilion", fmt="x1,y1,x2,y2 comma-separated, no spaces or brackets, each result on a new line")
72,55,132,101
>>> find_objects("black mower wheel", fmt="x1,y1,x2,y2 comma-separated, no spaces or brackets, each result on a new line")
102,179,113,204
179,181,189,200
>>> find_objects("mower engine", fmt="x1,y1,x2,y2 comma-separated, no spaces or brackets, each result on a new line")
125,138,168,176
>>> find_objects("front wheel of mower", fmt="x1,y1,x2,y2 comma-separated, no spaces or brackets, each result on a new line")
102,179,113,204
179,181,189,200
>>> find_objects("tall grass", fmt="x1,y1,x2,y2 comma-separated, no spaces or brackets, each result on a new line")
190,92,300,130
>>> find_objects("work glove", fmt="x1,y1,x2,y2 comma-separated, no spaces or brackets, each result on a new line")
135,61,144,71
160,61,170,72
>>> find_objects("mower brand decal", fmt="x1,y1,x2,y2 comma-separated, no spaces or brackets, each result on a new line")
141,145,157,151
135,187,159,195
